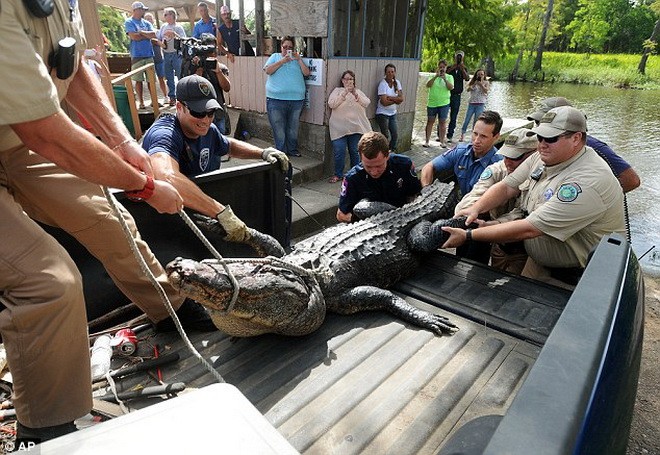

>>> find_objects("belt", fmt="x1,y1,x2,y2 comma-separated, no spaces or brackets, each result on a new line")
548,266,584,286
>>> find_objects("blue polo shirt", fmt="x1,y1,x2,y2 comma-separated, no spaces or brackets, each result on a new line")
193,17,217,39
124,18,154,58
429,143,502,195
338,154,422,214
142,114,230,177
587,135,631,177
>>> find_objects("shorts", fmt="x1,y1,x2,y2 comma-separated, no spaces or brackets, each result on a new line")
131,58,155,81
427,104,450,120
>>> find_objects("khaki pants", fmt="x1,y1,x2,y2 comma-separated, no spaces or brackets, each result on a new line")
490,243,528,275
0,146,184,426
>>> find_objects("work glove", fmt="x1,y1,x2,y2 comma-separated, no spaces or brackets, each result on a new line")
216,205,251,243
261,147,290,173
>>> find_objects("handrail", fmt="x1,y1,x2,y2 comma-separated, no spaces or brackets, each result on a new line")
111,62,160,140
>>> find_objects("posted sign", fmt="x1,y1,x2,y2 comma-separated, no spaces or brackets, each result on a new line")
303,58,323,86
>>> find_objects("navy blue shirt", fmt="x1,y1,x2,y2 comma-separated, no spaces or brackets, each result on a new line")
218,19,240,55
142,114,230,177
429,143,502,196
587,135,631,177
338,154,422,214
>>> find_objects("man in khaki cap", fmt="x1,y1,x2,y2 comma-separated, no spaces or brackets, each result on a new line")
442,106,625,288
527,97,640,193
454,128,538,274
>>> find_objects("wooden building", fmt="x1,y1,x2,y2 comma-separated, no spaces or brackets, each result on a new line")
88,0,428,172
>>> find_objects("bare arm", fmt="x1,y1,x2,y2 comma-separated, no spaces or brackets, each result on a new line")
150,152,223,217
441,219,542,249
420,162,436,187
264,55,290,75
212,66,231,92
296,53,311,76
65,58,153,175
457,181,521,224
227,138,266,160
618,167,641,193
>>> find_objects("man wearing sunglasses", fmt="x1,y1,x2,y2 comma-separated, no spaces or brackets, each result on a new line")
527,97,640,193
144,75,289,243
453,128,538,274
442,106,625,289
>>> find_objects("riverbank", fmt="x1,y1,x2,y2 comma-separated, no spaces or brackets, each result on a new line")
494,51,660,89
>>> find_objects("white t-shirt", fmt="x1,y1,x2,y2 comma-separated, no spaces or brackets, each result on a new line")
376,78,402,116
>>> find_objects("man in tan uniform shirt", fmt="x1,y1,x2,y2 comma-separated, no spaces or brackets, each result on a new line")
442,106,624,288
454,128,538,274
0,0,205,440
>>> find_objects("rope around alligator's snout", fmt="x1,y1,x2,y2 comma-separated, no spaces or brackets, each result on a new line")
102,187,225,384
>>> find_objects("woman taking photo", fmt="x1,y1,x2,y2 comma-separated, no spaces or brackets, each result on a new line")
327,70,371,183
460,68,490,142
375,64,404,152
263,36,310,157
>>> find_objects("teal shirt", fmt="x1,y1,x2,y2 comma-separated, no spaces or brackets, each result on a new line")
264,53,306,100
427,74,454,108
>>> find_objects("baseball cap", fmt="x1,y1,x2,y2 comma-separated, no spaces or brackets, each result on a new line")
131,2,148,10
531,106,587,138
498,128,538,158
527,96,571,121
220,5,230,14
176,75,221,112
455,50,465,57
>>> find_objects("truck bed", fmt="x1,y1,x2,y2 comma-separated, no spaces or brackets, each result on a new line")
131,252,570,454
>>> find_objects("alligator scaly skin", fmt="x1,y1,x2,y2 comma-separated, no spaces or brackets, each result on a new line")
167,181,461,337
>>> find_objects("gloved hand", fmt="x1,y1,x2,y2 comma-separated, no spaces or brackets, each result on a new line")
215,205,251,242
261,147,290,173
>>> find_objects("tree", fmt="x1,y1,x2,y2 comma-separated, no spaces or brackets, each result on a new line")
99,5,129,53
639,16,660,73
533,0,555,71
422,0,516,71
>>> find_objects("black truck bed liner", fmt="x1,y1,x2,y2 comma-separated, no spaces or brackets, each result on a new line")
142,252,571,454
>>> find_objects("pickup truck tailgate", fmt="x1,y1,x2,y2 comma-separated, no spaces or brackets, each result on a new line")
150,254,571,454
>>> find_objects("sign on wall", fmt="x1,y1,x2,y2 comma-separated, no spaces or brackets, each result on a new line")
302,58,323,86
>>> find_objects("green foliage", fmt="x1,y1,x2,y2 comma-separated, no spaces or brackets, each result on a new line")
98,5,129,53
497,51,660,89
421,0,516,72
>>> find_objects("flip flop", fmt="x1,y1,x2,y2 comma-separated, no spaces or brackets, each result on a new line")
328,176,342,183
422,143,430,148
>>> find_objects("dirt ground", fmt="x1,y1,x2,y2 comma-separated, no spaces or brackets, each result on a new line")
626,274,660,454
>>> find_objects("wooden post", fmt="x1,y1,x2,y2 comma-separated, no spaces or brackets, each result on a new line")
146,65,160,119
77,0,116,111
255,0,264,56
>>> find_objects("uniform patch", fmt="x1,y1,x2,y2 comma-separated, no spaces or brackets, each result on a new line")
480,168,493,180
396,178,403,188
543,188,554,201
410,164,417,178
340,178,348,197
557,183,582,202
199,81,211,97
199,148,210,171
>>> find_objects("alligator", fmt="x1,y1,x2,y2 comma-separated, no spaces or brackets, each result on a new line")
166,180,468,337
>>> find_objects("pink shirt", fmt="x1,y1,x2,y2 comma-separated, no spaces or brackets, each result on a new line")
327,87,372,141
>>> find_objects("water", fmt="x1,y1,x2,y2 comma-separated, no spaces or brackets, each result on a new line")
415,76,660,275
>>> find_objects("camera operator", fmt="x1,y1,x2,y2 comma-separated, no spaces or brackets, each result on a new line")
179,34,231,134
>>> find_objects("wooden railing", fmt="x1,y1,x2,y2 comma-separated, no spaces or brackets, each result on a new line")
111,63,160,140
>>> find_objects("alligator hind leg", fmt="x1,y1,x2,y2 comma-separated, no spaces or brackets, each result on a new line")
328,286,458,335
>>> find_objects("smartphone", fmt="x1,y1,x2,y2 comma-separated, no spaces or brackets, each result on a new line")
287,49,293,58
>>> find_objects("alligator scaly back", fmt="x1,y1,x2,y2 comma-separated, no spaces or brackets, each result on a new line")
167,181,460,337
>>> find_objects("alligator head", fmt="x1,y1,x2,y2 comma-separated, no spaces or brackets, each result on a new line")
166,257,326,336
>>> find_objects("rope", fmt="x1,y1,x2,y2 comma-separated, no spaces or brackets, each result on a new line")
177,209,241,314
102,187,225,384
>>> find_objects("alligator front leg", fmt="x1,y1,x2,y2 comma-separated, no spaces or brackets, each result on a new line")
327,286,458,335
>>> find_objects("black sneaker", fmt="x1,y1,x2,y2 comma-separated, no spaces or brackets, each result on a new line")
155,298,218,333
16,420,77,443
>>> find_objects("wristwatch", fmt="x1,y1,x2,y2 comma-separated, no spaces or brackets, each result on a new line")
465,228,473,242
126,175,155,201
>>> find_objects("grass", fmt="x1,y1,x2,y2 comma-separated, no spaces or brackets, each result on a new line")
495,51,660,89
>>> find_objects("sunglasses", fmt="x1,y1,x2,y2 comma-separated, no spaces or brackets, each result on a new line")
537,132,574,144
184,103,217,119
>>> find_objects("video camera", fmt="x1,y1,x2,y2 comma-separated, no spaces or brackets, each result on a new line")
175,34,217,76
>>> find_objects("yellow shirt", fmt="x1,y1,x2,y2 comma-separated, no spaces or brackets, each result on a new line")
0,0,86,151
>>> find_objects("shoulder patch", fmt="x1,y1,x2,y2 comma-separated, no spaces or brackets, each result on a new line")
340,178,348,197
556,183,582,203
479,168,493,180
